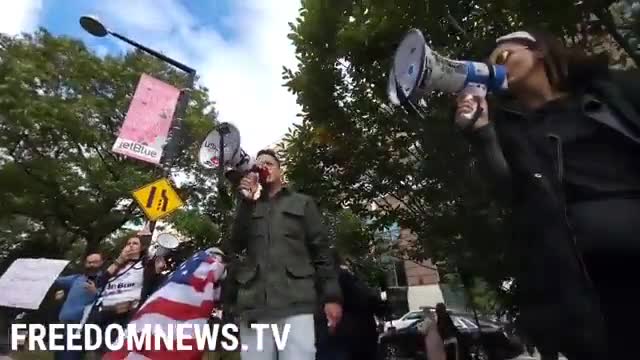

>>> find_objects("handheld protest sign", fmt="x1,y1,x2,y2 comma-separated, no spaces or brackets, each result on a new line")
0,258,70,310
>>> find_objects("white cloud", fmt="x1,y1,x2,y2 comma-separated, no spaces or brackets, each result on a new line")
95,0,302,157
0,0,43,36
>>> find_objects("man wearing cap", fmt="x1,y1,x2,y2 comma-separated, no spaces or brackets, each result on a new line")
224,149,342,360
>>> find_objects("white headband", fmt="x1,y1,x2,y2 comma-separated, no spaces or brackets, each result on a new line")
206,247,225,258
496,31,536,44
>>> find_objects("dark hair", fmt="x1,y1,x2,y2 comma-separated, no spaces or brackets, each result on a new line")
497,28,610,92
332,248,343,267
124,236,150,261
256,149,281,166
86,252,103,260
435,302,458,338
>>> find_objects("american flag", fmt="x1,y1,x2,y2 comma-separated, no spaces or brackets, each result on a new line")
103,249,226,360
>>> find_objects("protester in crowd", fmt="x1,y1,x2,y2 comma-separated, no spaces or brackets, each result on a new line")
208,310,241,360
224,149,342,360
420,309,445,360
52,253,104,360
434,303,459,360
315,252,384,360
454,28,640,359
0,307,20,360
88,236,166,348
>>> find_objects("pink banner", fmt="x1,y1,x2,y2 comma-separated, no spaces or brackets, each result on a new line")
112,74,181,164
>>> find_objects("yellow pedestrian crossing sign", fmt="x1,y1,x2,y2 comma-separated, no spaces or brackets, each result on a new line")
132,178,184,221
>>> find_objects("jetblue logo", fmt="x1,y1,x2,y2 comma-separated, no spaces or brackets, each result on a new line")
116,141,158,158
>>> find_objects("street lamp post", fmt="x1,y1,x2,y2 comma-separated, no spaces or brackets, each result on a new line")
80,15,197,238
80,16,197,75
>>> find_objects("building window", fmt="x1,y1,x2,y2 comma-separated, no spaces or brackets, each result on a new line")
388,223,401,242
375,222,401,244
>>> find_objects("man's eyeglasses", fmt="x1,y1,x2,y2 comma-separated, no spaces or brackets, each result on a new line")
257,160,278,168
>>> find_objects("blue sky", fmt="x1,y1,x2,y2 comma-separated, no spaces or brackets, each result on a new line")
0,0,302,156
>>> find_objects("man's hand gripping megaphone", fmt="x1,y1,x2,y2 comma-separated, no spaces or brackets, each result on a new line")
237,164,270,201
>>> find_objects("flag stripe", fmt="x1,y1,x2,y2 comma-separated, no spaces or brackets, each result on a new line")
106,337,204,360
144,282,215,307
125,352,151,360
133,297,216,322
130,314,209,336
102,251,226,360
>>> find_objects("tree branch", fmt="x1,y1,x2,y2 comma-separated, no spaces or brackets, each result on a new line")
97,143,119,162
91,145,120,181
593,6,640,66
72,142,107,196
389,191,424,219
390,254,439,271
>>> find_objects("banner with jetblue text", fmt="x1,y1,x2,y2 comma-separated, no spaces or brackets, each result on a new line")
112,74,180,164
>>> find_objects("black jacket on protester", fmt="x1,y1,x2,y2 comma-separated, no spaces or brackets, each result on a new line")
437,313,459,341
315,267,385,359
466,69,640,354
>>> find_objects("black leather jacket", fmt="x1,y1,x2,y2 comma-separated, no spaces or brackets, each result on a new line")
466,69,640,352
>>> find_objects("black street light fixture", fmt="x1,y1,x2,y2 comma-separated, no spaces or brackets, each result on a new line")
80,15,197,236
80,16,196,75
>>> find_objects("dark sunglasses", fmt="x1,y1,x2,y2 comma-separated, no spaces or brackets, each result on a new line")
493,46,530,65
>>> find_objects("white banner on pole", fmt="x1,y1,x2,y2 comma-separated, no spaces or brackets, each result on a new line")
0,258,69,310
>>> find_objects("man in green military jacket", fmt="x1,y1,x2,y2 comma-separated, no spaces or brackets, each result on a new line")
225,149,343,360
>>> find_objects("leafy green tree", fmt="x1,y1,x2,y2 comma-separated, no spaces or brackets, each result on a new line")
323,209,392,287
0,29,220,269
281,0,639,313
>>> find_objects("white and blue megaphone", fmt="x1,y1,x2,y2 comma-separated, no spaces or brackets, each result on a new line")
388,29,508,117
198,122,263,198
198,122,252,173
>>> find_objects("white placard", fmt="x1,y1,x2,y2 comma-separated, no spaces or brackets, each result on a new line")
0,258,70,310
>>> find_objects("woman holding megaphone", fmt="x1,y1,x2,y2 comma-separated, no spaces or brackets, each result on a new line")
455,29,640,359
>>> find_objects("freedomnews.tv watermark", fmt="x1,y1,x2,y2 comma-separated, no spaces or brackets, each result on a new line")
12,323,291,352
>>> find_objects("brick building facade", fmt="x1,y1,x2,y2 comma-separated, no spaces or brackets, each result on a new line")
371,197,445,315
